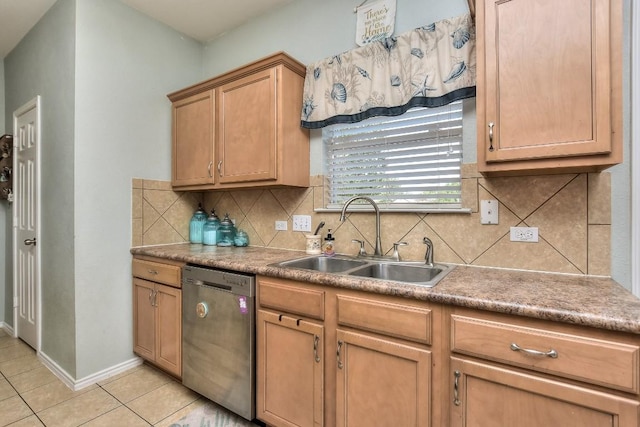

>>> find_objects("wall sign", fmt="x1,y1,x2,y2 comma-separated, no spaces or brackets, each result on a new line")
355,0,397,46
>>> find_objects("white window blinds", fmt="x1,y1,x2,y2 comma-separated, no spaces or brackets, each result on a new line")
323,101,462,210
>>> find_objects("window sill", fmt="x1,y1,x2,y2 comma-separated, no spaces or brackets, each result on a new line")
314,207,472,214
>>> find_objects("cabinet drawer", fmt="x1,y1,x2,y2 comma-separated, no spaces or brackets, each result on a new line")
132,259,182,288
258,279,324,320
451,314,640,393
337,295,431,345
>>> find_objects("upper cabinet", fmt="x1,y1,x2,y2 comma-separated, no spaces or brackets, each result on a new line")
476,0,623,175
172,90,215,187
168,52,310,190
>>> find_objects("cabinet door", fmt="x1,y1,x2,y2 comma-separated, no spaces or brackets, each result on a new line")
133,278,156,361
172,90,215,187
155,284,182,378
217,68,277,184
257,309,324,427
450,357,639,427
336,329,431,427
478,0,619,169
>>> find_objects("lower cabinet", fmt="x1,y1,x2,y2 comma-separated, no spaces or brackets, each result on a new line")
335,329,431,427
257,309,324,427
449,308,640,426
450,357,639,427
257,276,640,426
132,257,183,378
256,275,438,427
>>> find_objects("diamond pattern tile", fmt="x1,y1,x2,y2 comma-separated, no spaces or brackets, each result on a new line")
132,167,610,276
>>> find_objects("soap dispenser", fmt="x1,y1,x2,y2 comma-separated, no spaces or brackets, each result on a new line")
189,203,207,244
322,229,335,256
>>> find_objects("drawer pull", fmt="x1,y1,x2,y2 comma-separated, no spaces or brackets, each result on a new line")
510,342,558,358
147,269,158,275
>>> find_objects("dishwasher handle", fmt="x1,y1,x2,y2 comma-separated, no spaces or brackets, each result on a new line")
185,277,233,292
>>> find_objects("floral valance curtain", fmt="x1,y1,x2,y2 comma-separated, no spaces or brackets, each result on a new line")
300,13,476,129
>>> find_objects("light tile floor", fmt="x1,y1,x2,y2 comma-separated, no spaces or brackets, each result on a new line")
0,329,215,426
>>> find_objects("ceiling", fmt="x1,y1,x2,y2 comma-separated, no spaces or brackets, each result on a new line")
0,0,296,59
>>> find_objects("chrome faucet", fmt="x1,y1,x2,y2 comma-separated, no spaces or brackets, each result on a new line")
339,196,383,256
423,237,434,267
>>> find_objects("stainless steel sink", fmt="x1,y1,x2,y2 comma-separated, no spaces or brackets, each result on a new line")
272,256,454,287
347,262,454,287
276,256,368,273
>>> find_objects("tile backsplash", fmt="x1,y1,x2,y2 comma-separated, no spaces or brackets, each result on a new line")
132,164,611,276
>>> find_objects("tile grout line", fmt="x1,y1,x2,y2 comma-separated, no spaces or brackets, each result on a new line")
0,334,188,427
0,366,47,426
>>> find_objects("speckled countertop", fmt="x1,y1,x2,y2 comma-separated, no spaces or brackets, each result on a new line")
131,243,640,335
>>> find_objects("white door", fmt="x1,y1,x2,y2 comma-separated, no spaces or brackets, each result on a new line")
13,97,40,350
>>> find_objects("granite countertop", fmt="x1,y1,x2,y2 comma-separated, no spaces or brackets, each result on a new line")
131,243,640,335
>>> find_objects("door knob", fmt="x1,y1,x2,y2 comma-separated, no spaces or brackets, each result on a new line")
24,238,36,246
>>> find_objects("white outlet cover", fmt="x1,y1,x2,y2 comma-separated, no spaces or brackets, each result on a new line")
275,220,288,231
480,200,499,224
292,215,312,232
510,226,539,243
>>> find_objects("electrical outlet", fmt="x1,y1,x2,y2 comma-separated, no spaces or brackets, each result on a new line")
292,215,312,232
275,220,288,231
510,226,539,243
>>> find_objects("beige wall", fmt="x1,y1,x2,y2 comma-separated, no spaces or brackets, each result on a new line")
132,164,611,276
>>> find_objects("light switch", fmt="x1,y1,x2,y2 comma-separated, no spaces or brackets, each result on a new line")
481,200,499,224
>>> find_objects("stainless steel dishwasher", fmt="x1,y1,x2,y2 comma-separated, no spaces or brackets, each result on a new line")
182,264,256,421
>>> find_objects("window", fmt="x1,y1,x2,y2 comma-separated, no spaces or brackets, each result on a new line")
323,101,463,211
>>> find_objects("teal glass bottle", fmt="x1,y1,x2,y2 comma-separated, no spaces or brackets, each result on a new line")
202,209,221,246
234,229,249,247
216,213,237,247
189,203,207,244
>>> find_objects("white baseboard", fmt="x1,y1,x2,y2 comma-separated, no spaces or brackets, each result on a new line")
1,322,15,337
39,351,144,391
2,323,144,391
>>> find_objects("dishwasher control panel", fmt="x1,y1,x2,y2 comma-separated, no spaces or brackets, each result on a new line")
182,264,255,297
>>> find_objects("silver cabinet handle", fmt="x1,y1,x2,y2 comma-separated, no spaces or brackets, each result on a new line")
147,269,158,275
453,370,461,406
207,161,213,178
313,335,321,363
24,238,36,246
217,160,223,177
510,342,558,358
152,290,159,307
488,122,495,152
149,290,154,304
337,340,343,369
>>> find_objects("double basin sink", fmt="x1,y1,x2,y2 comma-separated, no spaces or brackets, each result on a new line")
273,255,455,287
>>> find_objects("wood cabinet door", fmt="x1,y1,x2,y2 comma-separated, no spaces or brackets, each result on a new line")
450,357,639,427
217,68,277,184
336,329,431,427
257,309,324,427
133,278,156,361
172,90,215,187
155,283,182,378
478,0,615,166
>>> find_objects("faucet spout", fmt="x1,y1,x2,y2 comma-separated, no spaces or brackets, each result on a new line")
339,196,383,256
423,237,434,267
